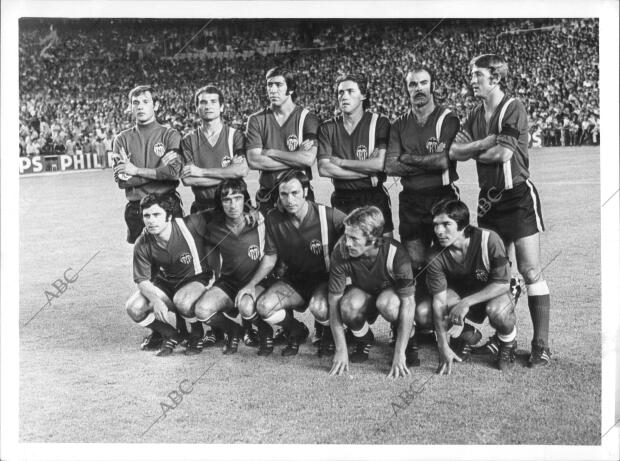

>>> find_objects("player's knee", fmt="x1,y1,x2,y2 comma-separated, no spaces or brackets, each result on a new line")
237,295,256,319
308,297,328,322
194,297,215,322
518,263,543,285
376,292,400,323
256,294,277,319
126,299,146,322
339,296,364,324
486,298,514,329
415,300,433,328
173,293,195,318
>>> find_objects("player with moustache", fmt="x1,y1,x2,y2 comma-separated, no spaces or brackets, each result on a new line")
113,85,184,245
327,207,418,378
414,199,517,374
449,54,551,368
236,170,346,357
125,194,213,357
179,84,257,348
384,66,460,342
245,67,320,213
191,179,275,355
317,73,394,235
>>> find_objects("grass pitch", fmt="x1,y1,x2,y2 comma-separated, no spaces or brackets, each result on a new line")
19,146,600,444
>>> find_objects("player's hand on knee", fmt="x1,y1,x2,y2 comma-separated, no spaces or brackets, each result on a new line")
448,301,470,326
329,351,349,376
436,345,461,376
153,300,169,323
387,356,410,379
235,285,255,308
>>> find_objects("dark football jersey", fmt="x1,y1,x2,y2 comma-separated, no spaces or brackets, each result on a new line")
113,121,182,201
426,227,510,296
317,111,390,190
264,202,345,276
202,211,265,286
328,237,414,297
181,124,245,202
133,213,210,285
386,105,459,191
462,95,530,192
245,105,319,191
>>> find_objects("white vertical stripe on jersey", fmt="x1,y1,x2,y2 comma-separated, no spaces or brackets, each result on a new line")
525,179,544,232
298,108,309,142
498,98,516,190
435,108,451,186
257,212,266,256
480,229,490,272
175,218,202,275
386,244,397,280
227,127,236,155
318,205,331,272
368,113,379,187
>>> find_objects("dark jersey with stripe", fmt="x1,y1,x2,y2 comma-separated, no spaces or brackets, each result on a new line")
181,124,245,203
426,227,510,296
328,237,414,297
462,95,530,192
317,111,390,190
113,121,182,201
264,202,345,277
133,213,210,285
387,105,459,191
201,211,265,286
245,105,319,191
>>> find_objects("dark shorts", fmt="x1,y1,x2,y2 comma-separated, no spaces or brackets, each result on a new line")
214,275,274,302
152,272,213,302
256,185,315,214
125,192,184,244
190,197,216,214
280,273,328,308
399,184,459,245
477,180,544,242
331,186,394,233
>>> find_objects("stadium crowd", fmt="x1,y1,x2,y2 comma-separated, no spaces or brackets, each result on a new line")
19,18,599,157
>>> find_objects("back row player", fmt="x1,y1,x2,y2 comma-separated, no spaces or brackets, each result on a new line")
114,54,551,369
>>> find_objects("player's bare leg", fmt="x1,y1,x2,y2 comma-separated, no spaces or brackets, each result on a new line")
238,285,273,356
173,281,207,355
195,287,242,355
377,288,419,367
402,237,432,344
486,292,517,371
339,287,375,363
126,289,180,355
256,281,307,356
308,283,333,357
515,232,551,367
444,289,483,362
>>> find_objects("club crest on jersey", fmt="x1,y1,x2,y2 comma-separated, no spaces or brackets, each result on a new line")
287,134,299,151
475,268,489,282
355,145,368,160
180,253,192,265
425,137,439,153
247,245,260,261
221,156,232,167
154,142,166,157
309,239,323,255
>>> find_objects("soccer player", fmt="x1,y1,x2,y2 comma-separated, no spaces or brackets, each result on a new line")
180,85,248,213
236,170,345,356
384,66,460,342
327,206,417,379
449,54,551,368
419,199,517,373
245,67,320,213
192,179,274,355
125,194,213,356
317,73,394,235
180,84,256,347
113,85,184,244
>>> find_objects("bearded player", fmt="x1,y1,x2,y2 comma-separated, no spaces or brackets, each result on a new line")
384,66,460,344
180,84,257,347
449,54,551,368
113,85,184,244
327,206,417,379
317,73,393,235
125,194,213,356
245,67,320,212
236,170,346,357
418,199,517,373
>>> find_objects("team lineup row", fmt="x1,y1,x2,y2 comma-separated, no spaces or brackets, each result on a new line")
113,53,551,376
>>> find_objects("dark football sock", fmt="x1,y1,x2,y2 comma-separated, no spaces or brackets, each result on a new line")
528,294,550,346
205,313,239,335
248,313,274,337
189,321,204,340
146,320,180,341
275,310,299,333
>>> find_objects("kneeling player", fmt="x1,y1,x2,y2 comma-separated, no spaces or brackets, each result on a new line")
420,199,517,374
193,179,274,355
125,194,213,356
328,206,417,378
236,170,345,356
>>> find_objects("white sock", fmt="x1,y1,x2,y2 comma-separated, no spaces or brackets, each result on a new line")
352,322,369,338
